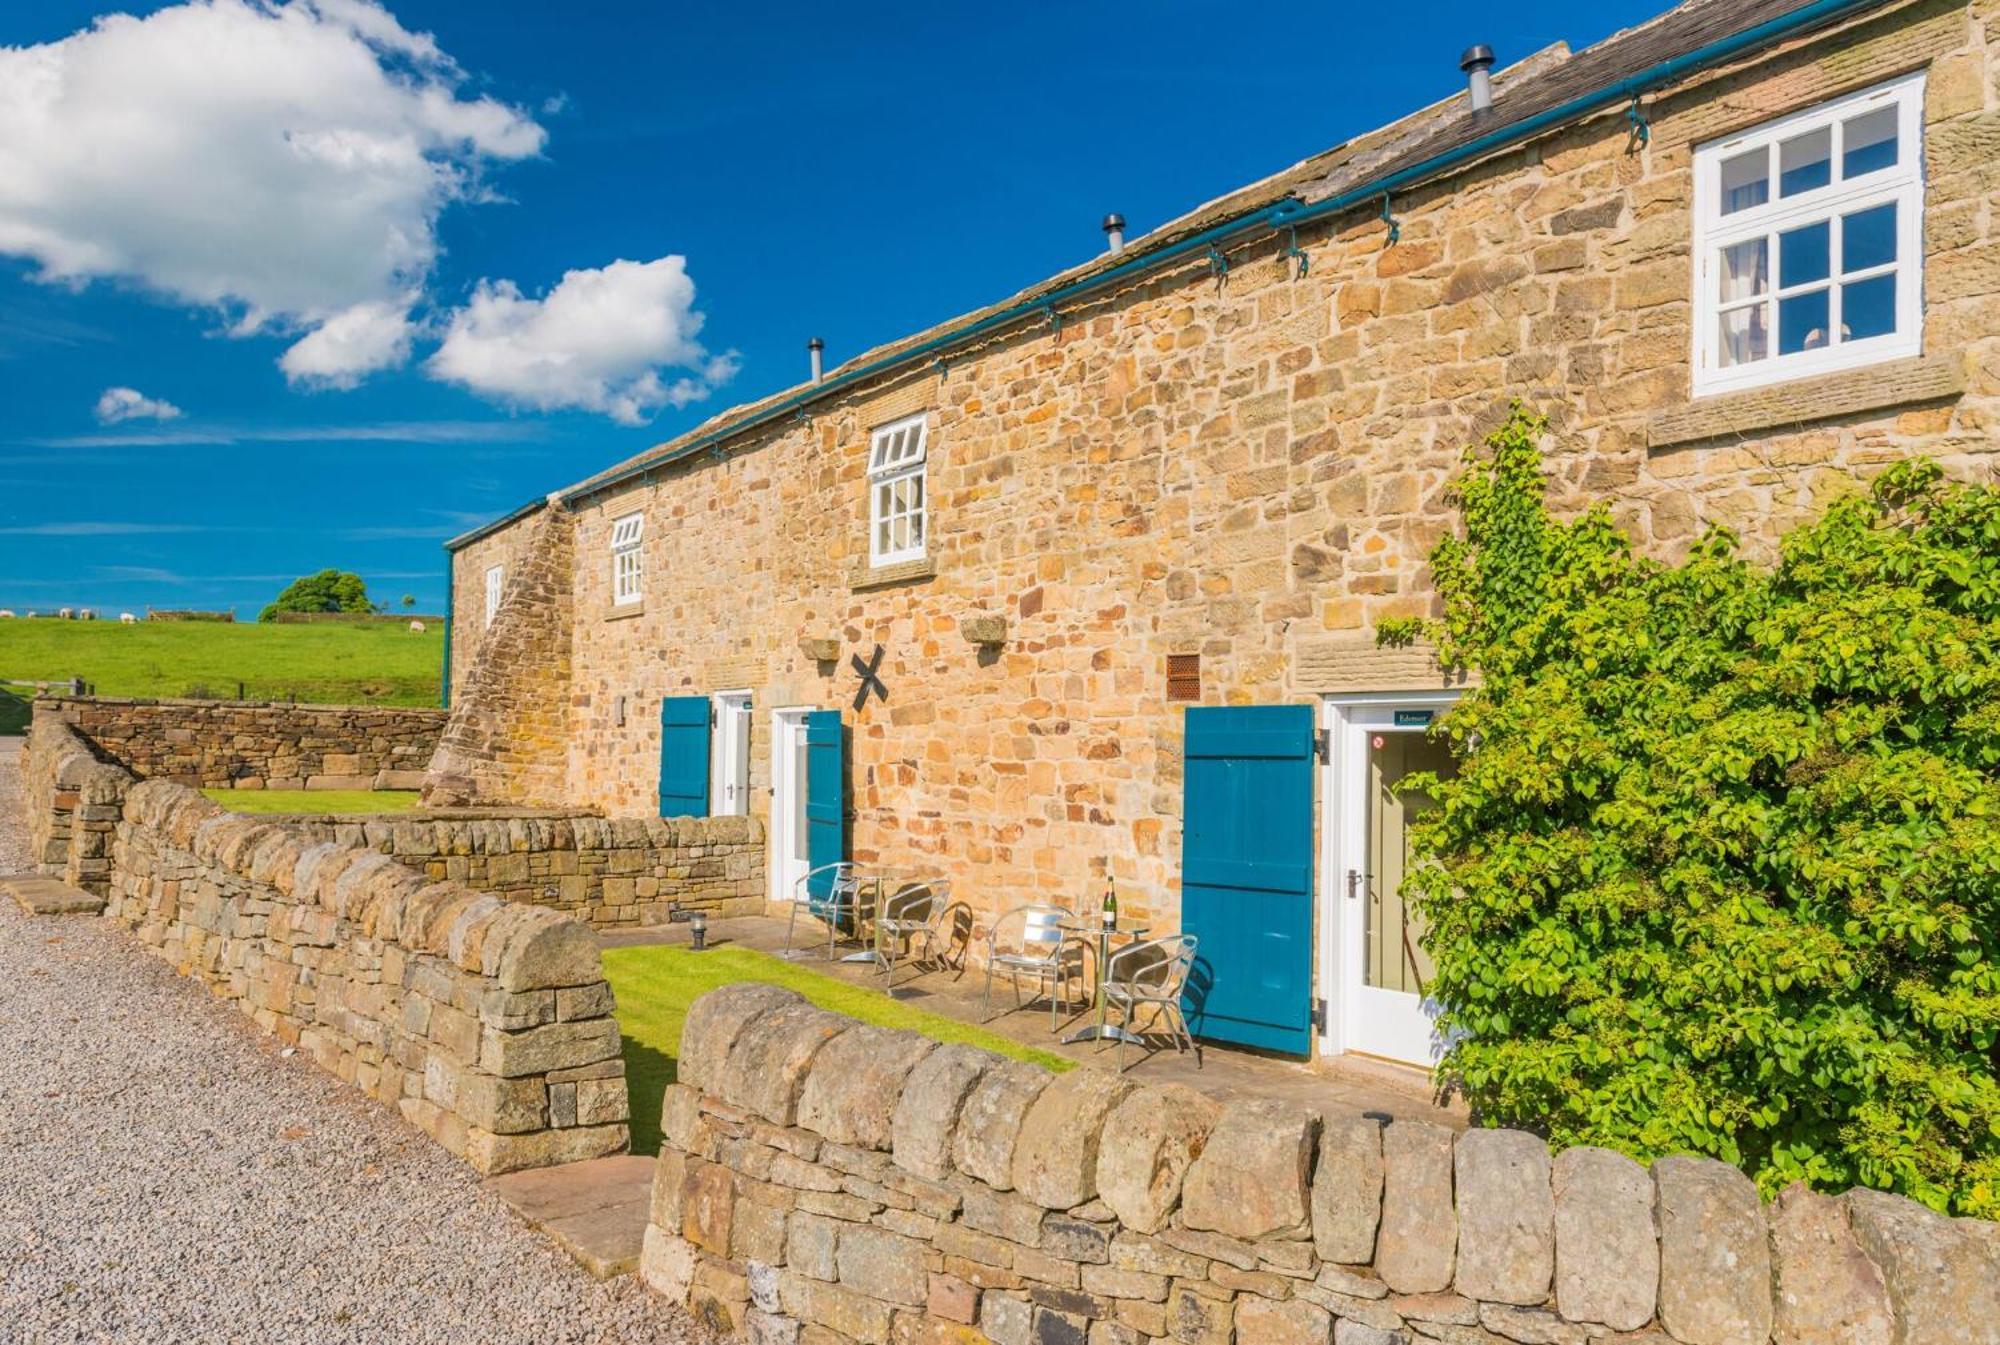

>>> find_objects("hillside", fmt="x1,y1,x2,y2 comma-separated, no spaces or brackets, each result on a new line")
0,617,444,733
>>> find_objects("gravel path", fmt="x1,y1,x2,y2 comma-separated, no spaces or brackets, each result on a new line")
0,738,707,1344
0,738,30,874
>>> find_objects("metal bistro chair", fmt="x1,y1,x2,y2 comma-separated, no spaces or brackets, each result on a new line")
983,904,1084,1030
781,862,867,960
876,879,953,992
1100,934,1200,1072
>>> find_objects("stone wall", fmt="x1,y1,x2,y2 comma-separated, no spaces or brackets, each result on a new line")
278,810,766,928
638,984,1999,1344
39,695,445,790
105,779,631,1174
427,504,573,808
22,708,134,896
444,0,2000,943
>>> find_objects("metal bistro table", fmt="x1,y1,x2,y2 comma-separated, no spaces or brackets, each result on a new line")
1059,915,1151,1046
838,872,891,966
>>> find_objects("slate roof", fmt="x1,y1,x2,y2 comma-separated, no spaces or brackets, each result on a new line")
455,0,1895,543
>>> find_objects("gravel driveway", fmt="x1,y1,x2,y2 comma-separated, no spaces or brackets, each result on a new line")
0,737,707,1344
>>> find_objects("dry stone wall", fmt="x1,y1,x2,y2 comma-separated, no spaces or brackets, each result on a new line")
39,695,444,790
277,810,766,928
104,779,631,1174
23,709,134,896
639,985,2000,1344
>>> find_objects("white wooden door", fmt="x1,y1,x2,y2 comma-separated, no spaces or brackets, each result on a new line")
1325,696,1458,1065
769,708,812,902
710,691,752,816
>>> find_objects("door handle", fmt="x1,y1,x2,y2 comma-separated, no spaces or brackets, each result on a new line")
1346,869,1363,901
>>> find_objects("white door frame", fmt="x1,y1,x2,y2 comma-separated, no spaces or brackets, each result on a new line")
1318,690,1462,1063
768,706,813,904
711,690,753,817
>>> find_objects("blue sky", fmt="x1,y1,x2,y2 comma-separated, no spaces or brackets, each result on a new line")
1,0,1662,617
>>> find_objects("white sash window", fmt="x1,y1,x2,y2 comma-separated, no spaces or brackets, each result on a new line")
1693,73,1924,396
868,413,928,567
483,564,504,624
611,511,644,605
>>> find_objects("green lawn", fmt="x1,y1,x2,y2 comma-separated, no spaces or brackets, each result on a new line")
602,944,1073,1153
201,788,422,815
0,617,443,733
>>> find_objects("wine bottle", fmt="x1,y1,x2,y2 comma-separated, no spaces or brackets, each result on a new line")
1101,876,1117,931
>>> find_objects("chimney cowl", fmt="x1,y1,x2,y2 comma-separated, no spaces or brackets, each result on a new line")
1459,43,1496,113
1102,212,1127,255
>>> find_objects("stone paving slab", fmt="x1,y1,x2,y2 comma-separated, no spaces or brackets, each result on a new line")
1,873,106,915
488,1153,658,1279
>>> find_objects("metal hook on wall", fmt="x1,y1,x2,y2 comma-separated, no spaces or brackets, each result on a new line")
1204,244,1229,280
1378,192,1401,248
1626,94,1651,151
1280,224,1310,280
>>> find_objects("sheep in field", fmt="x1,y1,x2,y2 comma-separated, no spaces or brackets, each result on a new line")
120,612,138,624
409,619,427,633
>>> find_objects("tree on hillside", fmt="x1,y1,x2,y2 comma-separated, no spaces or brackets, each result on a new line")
259,570,374,622
400,594,415,609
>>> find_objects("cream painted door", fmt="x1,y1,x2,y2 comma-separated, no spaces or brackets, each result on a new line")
1328,698,1458,1064
711,692,752,816
770,709,812,902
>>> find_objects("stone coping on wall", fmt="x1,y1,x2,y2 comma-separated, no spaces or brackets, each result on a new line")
638,983,1999,1345
38,692,452,716
105,779,631,1174
23,711,136,896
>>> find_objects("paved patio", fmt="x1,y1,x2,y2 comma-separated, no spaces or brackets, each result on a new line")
601,912,1467,1128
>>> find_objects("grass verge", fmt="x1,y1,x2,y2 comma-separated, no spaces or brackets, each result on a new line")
602,944,1073,1153
0,617,443,733
201,788,422,815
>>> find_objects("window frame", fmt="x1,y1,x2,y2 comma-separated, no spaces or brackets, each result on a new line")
1691,72,1925,398
610,511,645,606
867,413,929,568
483,564,504,625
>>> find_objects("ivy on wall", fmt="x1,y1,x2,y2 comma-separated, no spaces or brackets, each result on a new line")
1381,406,2000,1216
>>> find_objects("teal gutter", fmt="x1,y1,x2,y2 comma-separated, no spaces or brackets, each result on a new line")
447,0,1890,551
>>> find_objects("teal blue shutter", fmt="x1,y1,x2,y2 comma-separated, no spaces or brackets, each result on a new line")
1180,704,1315,1054
658,696,711,817
805,710,846,907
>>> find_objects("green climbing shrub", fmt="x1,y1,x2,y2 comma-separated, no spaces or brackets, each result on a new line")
1381,405,2000,1216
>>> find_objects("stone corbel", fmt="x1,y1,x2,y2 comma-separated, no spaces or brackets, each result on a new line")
798,637,840,664
958,615,1007,648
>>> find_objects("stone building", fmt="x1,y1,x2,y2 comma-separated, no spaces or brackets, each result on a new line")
438,0,1999,1068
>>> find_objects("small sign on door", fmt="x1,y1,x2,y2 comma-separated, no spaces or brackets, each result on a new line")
1393,709,1435,727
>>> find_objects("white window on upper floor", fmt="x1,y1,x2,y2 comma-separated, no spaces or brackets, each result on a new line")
483,564,504,625
611,511,644,605
1692,72,1924,397
868,413,928,567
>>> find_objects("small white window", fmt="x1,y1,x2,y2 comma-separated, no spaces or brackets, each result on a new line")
483,564,504,624
1693,73,1923,396
868,413,928,567
611,511,644,605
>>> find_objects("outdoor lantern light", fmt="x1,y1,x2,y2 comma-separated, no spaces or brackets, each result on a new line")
689,910,709,951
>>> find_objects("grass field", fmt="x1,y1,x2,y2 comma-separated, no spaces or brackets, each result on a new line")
201,789,422,815
602,944,1072,1153
0,617,444,733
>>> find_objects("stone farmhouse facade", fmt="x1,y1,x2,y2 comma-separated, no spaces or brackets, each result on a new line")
439,0,2000,1066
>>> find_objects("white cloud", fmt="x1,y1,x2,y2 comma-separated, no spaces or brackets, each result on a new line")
94,386,184,423
279,298,415,387
427,257,738,425
0,0,542,372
